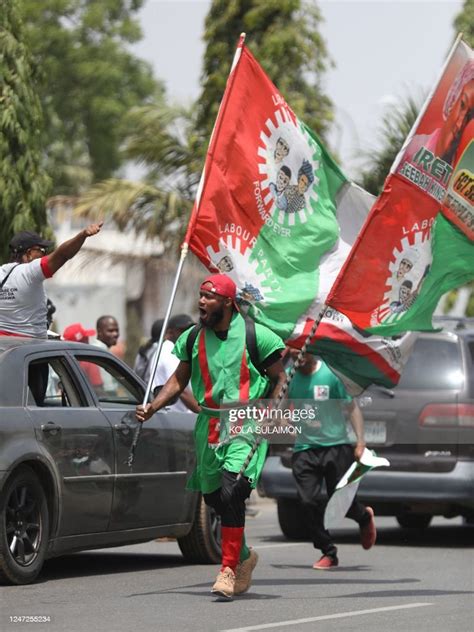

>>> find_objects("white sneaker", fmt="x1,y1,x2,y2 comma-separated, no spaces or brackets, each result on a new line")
211,566,236,600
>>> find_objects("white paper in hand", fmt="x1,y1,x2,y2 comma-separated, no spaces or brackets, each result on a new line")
324,448,389,529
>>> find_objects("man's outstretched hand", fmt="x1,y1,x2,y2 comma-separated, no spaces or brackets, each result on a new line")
84,221,104,237
136,403,155,423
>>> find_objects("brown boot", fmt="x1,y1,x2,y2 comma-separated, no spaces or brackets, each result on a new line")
234,549,259,595
211,566,236,600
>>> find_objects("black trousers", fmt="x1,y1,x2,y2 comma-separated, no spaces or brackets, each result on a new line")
203,469,252,528
292,444,369,557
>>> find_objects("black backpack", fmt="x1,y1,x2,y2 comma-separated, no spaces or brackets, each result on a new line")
185,317,267,376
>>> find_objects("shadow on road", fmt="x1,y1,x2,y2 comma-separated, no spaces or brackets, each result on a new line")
332,524,474,548
40,551,185,583
331,588,474,599
269,566,421,585
259,524,474,548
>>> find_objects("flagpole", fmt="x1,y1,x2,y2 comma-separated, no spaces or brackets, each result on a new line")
128,34,248,467
184,33,247,243
143,246,189,406
237,304,329,479
127,244,189,467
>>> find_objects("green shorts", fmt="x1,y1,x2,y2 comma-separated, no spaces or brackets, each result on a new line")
186,412,268,494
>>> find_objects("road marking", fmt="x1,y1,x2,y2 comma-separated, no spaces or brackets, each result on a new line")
254,543,306,549
220,603,433,631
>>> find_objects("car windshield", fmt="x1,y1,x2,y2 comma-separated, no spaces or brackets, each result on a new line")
397,338,463,390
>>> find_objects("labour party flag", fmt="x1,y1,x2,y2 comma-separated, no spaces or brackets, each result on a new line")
185,37,414,391
327,38,474,336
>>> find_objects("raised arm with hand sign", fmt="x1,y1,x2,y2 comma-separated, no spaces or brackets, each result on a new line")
0,222,104,339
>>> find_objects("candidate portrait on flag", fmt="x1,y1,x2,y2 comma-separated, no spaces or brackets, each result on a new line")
327,37,474,337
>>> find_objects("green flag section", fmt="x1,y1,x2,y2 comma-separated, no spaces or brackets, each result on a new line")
328,39,473,336
369,213,474,335
186,38,416,391
247,121,350,338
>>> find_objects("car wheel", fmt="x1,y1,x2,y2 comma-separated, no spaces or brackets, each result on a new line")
178,494,221,564
396,513,432,529
0,466,49,585
277,498,311,540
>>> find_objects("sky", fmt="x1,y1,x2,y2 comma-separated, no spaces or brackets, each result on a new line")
131,0,465,179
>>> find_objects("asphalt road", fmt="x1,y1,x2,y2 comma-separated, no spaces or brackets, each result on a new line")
2,498,473,632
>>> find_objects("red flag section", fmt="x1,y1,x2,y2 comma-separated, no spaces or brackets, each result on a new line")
184,40,296,261
327,177,437,330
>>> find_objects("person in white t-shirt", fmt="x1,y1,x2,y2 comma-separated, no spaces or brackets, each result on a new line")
151,314,199,413
92,315,120,395
94,315,120,350
0,223,103,339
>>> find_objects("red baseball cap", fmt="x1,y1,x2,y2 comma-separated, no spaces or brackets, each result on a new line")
62,323,96,343
200,274,237,300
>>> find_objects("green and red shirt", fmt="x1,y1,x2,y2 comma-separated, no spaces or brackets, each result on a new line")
173,312,285,493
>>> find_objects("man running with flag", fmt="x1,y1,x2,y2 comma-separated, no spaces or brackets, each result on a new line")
136,273,286,600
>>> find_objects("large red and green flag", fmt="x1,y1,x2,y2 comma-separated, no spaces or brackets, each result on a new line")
185,37,415,392
327,38,474,336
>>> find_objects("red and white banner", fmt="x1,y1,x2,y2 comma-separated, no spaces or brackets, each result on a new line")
327,38,474,335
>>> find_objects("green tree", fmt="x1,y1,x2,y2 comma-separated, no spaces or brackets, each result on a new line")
358,94,422,195
0,0,51,263
74,101,196,248
454,0,474,47
196,0,333,153
20,0,161,193
84,0,335,227
76,0,334,245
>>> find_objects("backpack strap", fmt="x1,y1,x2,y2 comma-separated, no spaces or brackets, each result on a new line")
244,316,266,376
185,317,266,376
0,264,19,290
185,324,202,360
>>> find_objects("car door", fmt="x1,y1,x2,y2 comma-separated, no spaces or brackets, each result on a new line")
25,352,114,536
71,352,193,530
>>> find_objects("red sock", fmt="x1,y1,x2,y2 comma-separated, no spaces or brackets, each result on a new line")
221,526,244,572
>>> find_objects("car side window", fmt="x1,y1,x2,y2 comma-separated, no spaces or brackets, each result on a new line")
397,338,463,390
74,355,143,407
28,358,83,408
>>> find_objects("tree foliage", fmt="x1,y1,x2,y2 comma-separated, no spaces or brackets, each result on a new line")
454,0,474,48
77,0,334,246
0,0,51,263
74,101,195,248
358,94,422,196
123,102,202,198
20,0,161,193
196,0,333,153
